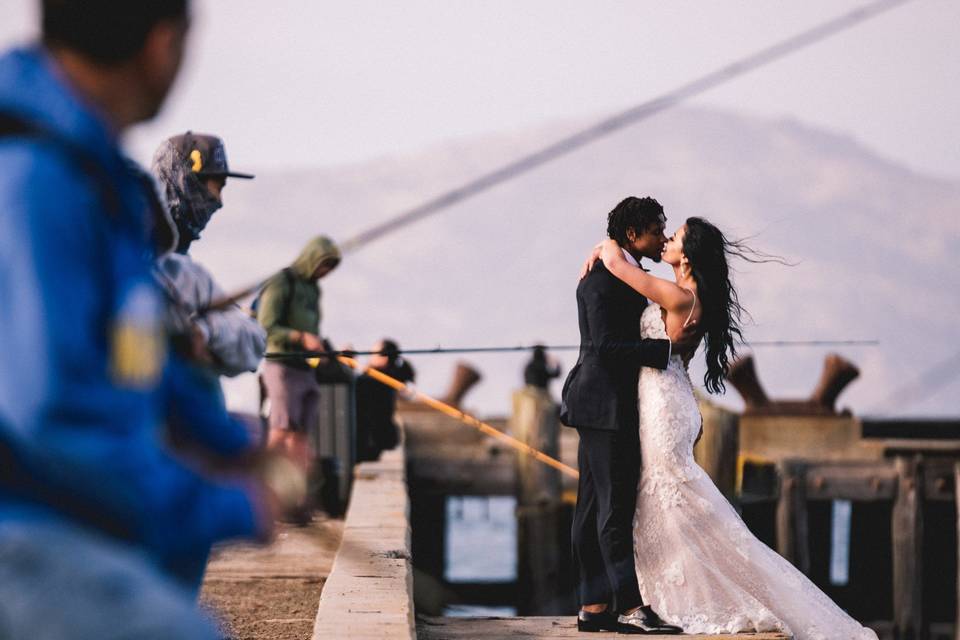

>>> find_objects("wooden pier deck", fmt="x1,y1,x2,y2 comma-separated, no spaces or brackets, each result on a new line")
417,616,792,639
199,518,343,639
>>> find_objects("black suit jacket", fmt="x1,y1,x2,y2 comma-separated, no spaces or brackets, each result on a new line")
560,261,670,432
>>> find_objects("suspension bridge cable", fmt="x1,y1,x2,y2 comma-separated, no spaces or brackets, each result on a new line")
339,0,913,253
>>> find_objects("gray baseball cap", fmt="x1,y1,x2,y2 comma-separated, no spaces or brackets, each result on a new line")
166,131,255,180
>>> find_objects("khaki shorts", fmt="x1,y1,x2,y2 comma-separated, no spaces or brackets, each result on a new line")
262,361,320,433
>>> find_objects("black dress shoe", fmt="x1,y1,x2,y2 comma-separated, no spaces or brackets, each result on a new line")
616,605,683,634
577,609,619,632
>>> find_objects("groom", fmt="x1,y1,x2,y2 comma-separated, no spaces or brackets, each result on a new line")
561,196,686,634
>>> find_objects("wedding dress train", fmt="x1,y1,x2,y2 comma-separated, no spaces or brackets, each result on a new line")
633,303,877,640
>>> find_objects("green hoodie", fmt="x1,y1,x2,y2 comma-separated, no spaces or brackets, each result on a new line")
258,236,341,361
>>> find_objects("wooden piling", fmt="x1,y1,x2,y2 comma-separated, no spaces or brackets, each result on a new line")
511,387,572,615
409,491,447,615
775,460,810,575
512,386,561,503
893,455,925,640
694,397,739,500
955,463,960,640
313,380,357,514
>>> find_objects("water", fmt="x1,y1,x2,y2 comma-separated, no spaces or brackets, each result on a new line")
445,496,517,582
444,495,518,617
829,499,852,585
444,604,517,617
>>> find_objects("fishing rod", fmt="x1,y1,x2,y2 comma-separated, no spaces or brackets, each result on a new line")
333,355,580,479
202,278,271,314
197,0,915,314
338,0,914,252
265,339,880,360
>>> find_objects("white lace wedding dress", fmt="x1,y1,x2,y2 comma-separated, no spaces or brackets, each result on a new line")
633,303,877,640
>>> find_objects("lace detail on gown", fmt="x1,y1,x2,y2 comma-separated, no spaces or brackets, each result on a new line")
633,303,877,640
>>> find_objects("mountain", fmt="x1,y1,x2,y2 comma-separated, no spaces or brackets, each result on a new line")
190,106,960,419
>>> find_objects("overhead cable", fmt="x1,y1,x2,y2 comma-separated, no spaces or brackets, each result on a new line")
339,0,913,253
265,339,879,361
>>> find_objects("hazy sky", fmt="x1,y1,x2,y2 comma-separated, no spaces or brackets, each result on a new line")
2,0,958,178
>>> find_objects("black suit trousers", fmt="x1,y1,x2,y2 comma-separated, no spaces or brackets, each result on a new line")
571,425,643,612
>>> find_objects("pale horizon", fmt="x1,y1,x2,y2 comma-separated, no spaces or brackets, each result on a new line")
1,1,957,179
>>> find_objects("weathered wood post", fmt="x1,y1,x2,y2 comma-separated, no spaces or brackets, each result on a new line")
513,386,561,503
441,362,482,408
313,371,357,516
694,396,739,501
955,462,960,640
893,455,925,640
409,490,448,616
511,385,570,615
776,460,810,575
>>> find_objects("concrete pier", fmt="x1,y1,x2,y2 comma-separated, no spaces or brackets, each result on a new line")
311,446,415,640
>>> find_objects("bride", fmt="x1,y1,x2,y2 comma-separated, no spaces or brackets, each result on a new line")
584,218,877,640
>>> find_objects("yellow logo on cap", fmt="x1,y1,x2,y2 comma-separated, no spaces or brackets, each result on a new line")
190,149,203,173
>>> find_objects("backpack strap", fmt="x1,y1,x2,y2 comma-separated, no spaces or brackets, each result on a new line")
0,111,122,217
280,267,296,326
254,267,297,323
0,112,36,136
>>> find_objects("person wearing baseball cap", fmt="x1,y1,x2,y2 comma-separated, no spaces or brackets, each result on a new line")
149,131,271,591
152,130,266,378
152,131,254,254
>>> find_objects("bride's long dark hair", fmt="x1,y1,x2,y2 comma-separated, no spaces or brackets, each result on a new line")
683,217,780,394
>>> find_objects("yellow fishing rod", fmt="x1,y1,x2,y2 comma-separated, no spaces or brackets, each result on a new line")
307,354,580,480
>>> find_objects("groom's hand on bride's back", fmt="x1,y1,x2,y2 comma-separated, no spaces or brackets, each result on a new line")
668,319,699,360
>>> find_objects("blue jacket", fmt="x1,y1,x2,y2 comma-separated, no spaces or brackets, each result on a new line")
0,47,258,570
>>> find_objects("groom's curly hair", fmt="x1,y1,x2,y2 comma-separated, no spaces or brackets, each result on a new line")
606,196,666,246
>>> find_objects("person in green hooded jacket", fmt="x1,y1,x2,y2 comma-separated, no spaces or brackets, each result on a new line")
257,236,341,472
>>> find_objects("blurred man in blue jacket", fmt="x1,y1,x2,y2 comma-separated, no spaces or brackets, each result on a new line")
0,1,279,636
